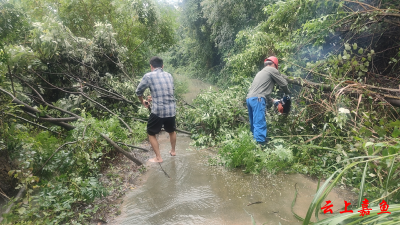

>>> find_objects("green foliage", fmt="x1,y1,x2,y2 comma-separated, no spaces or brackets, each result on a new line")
165,0,270,82
201,0,269,54
217,129,294,174
3,14,141,117
0,1,28,43
0,1,28,63
300,145,400,224
0,0,172,224
10,0,177,73
3,175,106,224
2,113,147,224
2,0,400,223
176,85,297,173
177,85,247,146
217,128,263,174
177,72,400,205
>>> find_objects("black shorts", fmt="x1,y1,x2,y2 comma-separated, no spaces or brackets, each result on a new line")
147,113,176,135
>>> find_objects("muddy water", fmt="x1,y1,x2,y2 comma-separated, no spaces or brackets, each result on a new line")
113,133,353,225
113,78,354,225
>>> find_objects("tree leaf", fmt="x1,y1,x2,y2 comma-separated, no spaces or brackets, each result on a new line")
392,127,400,138
17,207,26,215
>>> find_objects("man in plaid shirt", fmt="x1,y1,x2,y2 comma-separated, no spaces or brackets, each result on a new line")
136,56,176,163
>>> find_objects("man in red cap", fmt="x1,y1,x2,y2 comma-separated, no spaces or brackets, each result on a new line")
246,56,290,145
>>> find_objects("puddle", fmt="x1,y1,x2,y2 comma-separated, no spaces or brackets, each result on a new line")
112,78,355,224
112,132,354,225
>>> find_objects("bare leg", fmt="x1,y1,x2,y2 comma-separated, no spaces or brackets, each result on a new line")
169,131,176,156
148,134,163,162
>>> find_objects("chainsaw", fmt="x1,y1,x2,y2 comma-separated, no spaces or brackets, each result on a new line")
273,95,291,114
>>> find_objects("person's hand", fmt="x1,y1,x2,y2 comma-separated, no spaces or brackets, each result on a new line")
142,100,149,108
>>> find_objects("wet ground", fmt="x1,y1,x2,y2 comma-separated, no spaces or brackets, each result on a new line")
110,77,355,224
111,132,354,225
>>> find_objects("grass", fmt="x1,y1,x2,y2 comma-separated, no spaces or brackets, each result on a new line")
300,153,400,225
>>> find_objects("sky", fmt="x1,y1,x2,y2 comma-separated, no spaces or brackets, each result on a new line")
163,0,182,6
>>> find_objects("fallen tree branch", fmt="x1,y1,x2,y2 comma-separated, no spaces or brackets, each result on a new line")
31,70,80,94
38,99,82,119
81,92,133,133
37,117,79,122
14,75,81,118
1,87,144,167
304,134,323,144
175,129,192,135
79,81,135,104
38,141,78,173
100,134,143,166
286,77,333,92
344,80,400,93
0,87,77,130
282,60,331,78
286,77,400,107
25,112,76,131
58,69,136,105
385,98,400,107
180,99,196,109
38,124,91,173
0,187,10,200
116,142,149,152
4,113,64,136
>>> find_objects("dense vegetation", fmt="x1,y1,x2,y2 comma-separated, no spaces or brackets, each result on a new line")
0,0,176,223
169,0,400,224
1,0,400,224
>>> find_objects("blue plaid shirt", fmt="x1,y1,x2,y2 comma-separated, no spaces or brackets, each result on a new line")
135,68,176,118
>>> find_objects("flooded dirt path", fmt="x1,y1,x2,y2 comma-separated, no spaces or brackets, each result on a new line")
112,77,354,225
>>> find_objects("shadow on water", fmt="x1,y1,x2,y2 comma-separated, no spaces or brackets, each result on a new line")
112,78,355,225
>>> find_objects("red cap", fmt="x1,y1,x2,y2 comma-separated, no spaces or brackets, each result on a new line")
264,56,278,69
